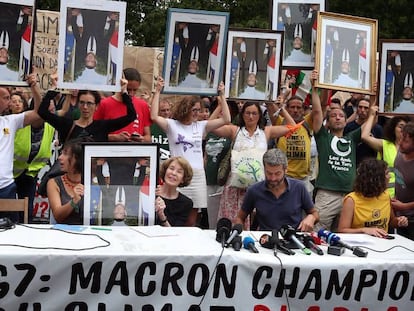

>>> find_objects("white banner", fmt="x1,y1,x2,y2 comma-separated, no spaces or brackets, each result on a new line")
0,226,413,310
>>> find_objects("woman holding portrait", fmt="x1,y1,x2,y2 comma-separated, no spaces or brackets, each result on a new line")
38,78,135,142
212,99,300,229
155,156,193,227
47,138,85,224
150,77,231,227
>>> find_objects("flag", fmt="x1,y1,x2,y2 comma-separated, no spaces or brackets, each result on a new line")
139,175,151,226
170,39,181,80
20,24,31,78
230,52,239,89
208,36,219,83
64,31,75,72
286,69,312,106
324,39,333,82
358,45,367,88
108,31,118,84
385,66,395,111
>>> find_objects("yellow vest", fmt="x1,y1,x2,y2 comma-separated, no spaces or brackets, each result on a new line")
380,140,397,198
13,123,55,178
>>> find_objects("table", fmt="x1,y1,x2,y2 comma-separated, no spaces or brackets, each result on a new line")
0,224,413,310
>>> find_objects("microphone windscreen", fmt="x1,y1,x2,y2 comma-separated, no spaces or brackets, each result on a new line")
216,218,231,242
216,218,231,232
232,223,243,234
259,234,274,249
243,236,255,249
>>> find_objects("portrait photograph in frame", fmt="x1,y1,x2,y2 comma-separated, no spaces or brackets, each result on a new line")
224,29,283,101
83,143,159,227
379,40,414,114
162,8,229,95
271,0,325,68
315,12,378,95
0,0,34,86
57,0,126,93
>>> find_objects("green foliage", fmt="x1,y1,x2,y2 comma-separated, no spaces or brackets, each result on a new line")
36,0,414,46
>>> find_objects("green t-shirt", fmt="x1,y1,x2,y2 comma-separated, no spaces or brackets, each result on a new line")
314,126,361,193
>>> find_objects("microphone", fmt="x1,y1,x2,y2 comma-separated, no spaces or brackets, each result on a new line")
259,232,295,256
272,229,295,255
302,235,324,255
225,223,243,247
215,218,232,247
279,225,311,255
231,235,242,251
243,236,259,253
317,229,368,257
259,233,275,249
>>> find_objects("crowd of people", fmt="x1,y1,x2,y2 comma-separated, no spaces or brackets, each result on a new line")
1,66,414,241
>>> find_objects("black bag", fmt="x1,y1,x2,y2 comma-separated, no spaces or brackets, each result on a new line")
217,148,231,186
216,129,239,186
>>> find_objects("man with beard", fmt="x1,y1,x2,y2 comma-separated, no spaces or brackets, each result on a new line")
344,97,383,166
393,122,414,240
310,70,371,232
274,95,314,195
234,148,318,231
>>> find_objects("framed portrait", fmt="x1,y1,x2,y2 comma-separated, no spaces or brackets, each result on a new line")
0,0,34,86
162,8,230,95
57,0,126,92
379,40,414,114
271,0,325,68
83,143,159,227
315,12,378,95
224,29,283,101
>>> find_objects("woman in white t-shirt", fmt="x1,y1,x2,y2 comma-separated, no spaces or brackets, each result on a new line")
151,77,231,226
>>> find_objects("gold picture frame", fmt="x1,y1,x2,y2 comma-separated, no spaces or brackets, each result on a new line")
315,12,378,95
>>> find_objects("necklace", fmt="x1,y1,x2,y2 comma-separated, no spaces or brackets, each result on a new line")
62,174,80,189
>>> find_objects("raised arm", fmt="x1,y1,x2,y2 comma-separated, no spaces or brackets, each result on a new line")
206,82,231,132
23,72,43,127
102,79,137,133
310,70,323,133
361,105,382,152
150,77,168,132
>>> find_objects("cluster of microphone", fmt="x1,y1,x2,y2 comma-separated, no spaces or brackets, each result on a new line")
215,218,368,257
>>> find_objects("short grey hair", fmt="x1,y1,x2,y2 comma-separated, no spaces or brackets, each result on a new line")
263,148,288,168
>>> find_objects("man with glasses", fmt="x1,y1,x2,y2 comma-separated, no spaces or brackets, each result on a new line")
344,97,383,166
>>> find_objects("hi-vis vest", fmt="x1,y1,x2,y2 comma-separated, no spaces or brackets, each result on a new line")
13,124,55,178
380,140,397,198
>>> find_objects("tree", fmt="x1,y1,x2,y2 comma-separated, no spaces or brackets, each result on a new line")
36,0,414,46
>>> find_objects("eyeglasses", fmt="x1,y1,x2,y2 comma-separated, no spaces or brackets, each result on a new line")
79,101,96,107
192,108,201,113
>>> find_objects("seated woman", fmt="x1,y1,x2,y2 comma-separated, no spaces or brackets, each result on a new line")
338,159,408,237
155,157,193,227
47,138,85,224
